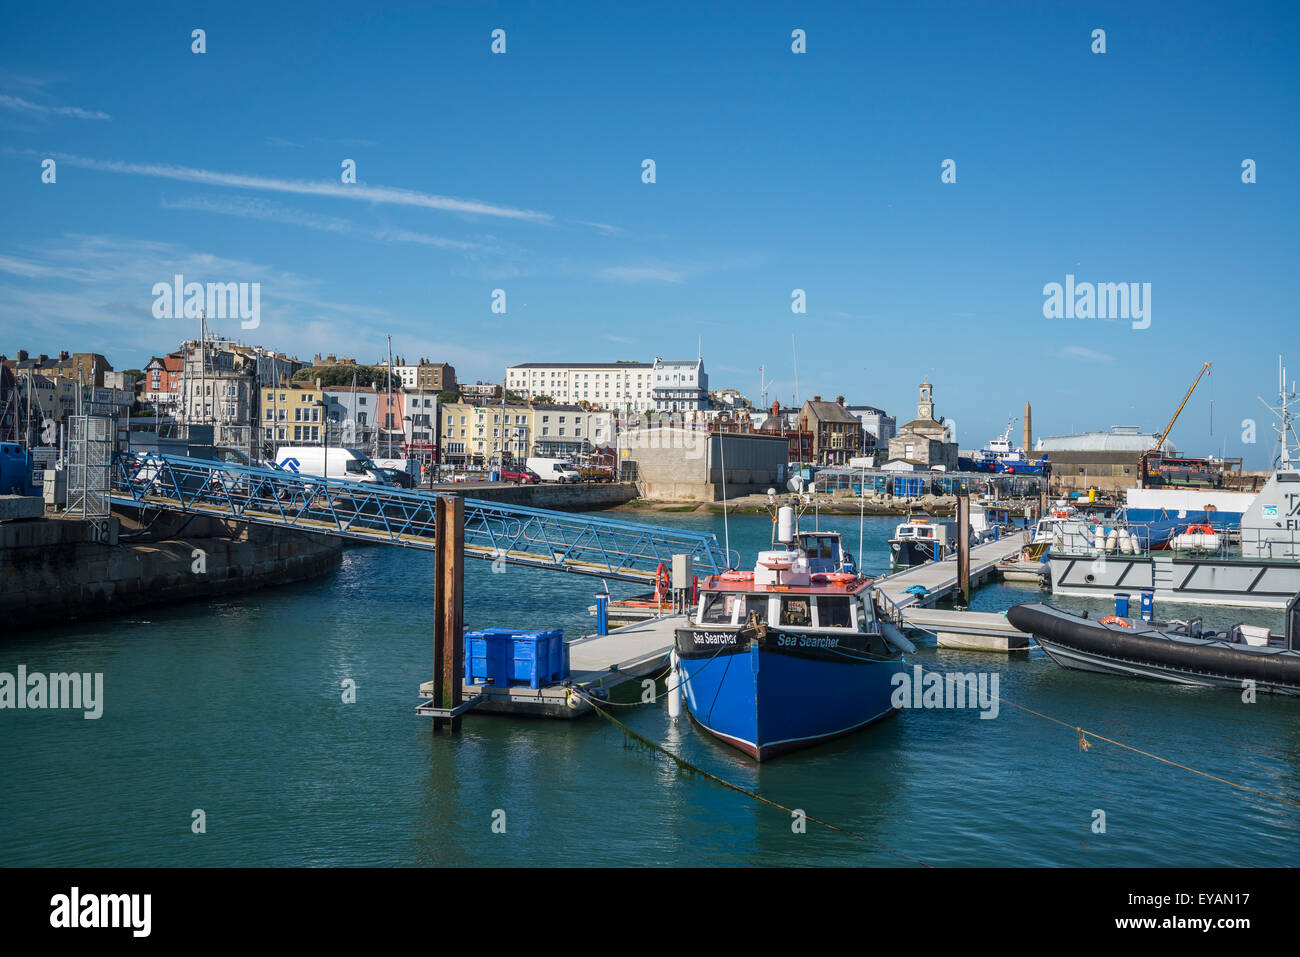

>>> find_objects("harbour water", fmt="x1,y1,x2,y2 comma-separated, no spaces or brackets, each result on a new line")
2,512,1297,867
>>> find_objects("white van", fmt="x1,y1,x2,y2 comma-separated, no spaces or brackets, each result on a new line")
275,446,388,483
526,457,582,484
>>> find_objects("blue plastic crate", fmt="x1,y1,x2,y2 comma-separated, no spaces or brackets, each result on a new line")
464,627,568,689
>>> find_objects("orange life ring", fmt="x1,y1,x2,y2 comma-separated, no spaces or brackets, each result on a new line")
827,572,857,583
653,563,670,602
1100,615,1132,628
1185,524,1214,535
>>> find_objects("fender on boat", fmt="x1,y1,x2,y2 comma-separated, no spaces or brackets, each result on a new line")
881,621,917,655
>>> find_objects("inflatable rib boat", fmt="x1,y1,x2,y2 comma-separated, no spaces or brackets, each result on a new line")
1007,593,1300,695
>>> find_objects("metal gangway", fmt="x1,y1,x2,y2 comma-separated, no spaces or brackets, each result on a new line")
109,452,729,585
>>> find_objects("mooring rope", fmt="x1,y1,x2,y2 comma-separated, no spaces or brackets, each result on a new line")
570,684,932,867
909,661,1300,813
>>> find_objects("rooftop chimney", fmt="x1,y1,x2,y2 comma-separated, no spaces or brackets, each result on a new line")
17,350,28,361
813,395,822,403
58,350,69,361
836,395,845,405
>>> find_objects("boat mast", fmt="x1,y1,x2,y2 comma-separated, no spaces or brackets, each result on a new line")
1259,355,1299,470
386,334,393,458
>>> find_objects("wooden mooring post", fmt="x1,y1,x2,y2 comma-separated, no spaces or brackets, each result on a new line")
956,493,971,607
432,495,465,732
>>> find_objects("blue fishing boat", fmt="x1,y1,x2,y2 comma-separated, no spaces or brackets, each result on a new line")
674,502,910,761
958,420,1050,475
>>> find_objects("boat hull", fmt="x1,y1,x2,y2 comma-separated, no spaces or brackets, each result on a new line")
675,628,902,760
1007,602,1300,695
889,538,945,567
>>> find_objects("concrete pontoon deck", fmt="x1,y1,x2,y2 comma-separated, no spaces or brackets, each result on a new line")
418,615,683,719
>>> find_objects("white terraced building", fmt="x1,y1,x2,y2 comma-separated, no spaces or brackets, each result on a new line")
505,362,655,411
651,357,710,413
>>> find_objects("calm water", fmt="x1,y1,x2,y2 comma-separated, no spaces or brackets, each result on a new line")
2,511,1298,867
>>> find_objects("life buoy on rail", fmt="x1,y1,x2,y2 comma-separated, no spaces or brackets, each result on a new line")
1100,615,1133,628
653,562,671,603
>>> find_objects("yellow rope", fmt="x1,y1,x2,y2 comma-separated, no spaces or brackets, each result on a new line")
914,664,1300,812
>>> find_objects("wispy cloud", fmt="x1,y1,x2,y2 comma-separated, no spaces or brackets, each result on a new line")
576,220,621,235
160,196,489,251
1058,345,1116,362
0,253,60,278
599,264,685,284
0,93,110,121
29,151,552,223
265,136,303,149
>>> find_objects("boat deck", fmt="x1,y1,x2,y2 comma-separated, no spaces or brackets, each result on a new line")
418,615,683,720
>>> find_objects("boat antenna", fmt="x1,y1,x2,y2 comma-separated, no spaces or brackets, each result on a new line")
791,333,799,407
1258,355,1299,469
717,427,732,567
858,462,866,571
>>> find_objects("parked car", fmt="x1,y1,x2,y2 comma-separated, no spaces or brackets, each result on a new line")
374,467,414,488
500,467,540,484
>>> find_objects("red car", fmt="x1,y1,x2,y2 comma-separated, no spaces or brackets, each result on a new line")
500,467,540,484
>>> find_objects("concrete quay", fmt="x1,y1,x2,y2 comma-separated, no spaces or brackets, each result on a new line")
0,508,341,629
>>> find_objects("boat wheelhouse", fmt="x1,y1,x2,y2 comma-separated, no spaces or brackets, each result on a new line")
675,501,908,761
889,516,959,568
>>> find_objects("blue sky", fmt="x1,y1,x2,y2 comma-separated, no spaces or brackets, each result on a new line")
1,1,1297,465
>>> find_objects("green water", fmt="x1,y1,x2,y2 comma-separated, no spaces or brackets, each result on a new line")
2,512,1298,867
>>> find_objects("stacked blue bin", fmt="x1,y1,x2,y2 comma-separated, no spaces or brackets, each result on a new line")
464,627,569,689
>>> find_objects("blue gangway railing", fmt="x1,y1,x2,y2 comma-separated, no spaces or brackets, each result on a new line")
109,451,728,584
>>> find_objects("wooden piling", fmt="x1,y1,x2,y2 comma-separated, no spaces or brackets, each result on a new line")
432,495,465,732
956,493,971,607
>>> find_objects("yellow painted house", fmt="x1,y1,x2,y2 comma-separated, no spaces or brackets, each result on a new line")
260,379,325,445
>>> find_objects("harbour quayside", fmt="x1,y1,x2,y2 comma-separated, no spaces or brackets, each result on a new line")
674,496,913,761
1008,590,1300,695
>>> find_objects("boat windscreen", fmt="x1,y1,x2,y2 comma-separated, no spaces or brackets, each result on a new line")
818,597,852,628
779,597,812,626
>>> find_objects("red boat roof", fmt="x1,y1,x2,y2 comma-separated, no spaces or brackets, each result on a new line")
701,573,873,595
